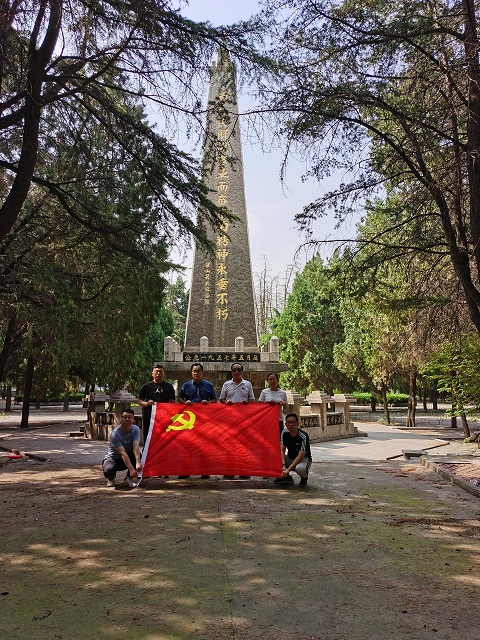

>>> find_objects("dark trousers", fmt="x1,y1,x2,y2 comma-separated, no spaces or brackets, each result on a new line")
102,452,136,480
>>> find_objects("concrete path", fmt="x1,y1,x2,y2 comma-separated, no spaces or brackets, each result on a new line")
311,422,454,462
0,406,106,465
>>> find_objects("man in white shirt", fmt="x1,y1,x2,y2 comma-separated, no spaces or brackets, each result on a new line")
219,362,255,479
219,362,255,404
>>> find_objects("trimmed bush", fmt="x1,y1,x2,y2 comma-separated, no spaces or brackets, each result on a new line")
352,392,375,405
352,392,410,406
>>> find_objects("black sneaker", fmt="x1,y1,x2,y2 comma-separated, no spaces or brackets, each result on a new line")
239,476,251,479
178,475,191,479
223,475,234,480
299,477,308,487
201,475,211,479
274,476,294,484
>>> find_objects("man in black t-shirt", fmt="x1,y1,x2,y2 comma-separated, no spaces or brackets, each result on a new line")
137,365,175,442
274,413,312,487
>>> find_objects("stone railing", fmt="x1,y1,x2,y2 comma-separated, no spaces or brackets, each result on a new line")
285,390,357,443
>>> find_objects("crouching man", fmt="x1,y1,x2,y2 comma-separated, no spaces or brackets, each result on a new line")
274,413,312,487
102,409,143,488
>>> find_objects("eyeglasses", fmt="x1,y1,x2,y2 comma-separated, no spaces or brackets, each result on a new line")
122,415,134,419
285,421,297,425
232,368,242,372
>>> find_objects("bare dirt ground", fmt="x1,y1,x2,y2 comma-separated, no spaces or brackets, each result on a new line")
2,454,480,640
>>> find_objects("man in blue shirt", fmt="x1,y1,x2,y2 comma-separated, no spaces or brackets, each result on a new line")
177,362,217,479
178,362,217,405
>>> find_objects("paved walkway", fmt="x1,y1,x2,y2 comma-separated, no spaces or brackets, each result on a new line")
0,405,106,464
312,422,455,462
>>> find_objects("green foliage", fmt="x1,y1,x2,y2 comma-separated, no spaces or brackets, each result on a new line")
423,333,480,417
0,71,184,396
272,255,352,395
352,392,376,406
352,392,409,406
328,188,467,405
386,393,409,406
1,1,266,243
15,393,84,404
0,1,270,412
165,277,190,346
130,307,175,392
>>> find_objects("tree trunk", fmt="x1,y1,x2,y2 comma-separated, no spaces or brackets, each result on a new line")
20,356,35,429
463,1,480,285
460,412,471,439
450,392,458,428
432,388,438,410
0,2,62,242
63,392,70,412
422,389,428,412
5,384,12,412
380,381,391,425
406,366,417,428
0,312,27,382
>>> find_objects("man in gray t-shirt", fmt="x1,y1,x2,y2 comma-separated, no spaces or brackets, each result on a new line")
102,409,142,488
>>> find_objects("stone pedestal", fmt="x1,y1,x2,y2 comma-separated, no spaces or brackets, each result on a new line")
164,334,288,399
306,390,332,432
109,389,137,423
85,392,110,439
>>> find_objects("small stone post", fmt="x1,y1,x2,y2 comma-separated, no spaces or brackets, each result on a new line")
306,391,332,430
285,390,305,419
332,394,355,435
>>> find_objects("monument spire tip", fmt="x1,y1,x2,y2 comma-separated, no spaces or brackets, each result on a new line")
217,46,231,68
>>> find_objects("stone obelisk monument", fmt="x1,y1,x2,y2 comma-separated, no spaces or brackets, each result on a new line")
164,49,286,396
185,48,257,352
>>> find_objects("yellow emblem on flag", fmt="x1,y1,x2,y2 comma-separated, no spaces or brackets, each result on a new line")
166,411,196,432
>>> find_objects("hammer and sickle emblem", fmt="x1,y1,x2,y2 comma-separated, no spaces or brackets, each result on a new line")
166,411,196,432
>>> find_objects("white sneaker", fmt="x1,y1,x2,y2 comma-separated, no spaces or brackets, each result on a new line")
106,477,116,487
123,476,135,488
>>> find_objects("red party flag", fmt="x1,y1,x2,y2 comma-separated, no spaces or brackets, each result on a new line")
140,402,281,478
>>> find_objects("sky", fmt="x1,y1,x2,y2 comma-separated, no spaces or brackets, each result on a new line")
169,0,359,285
